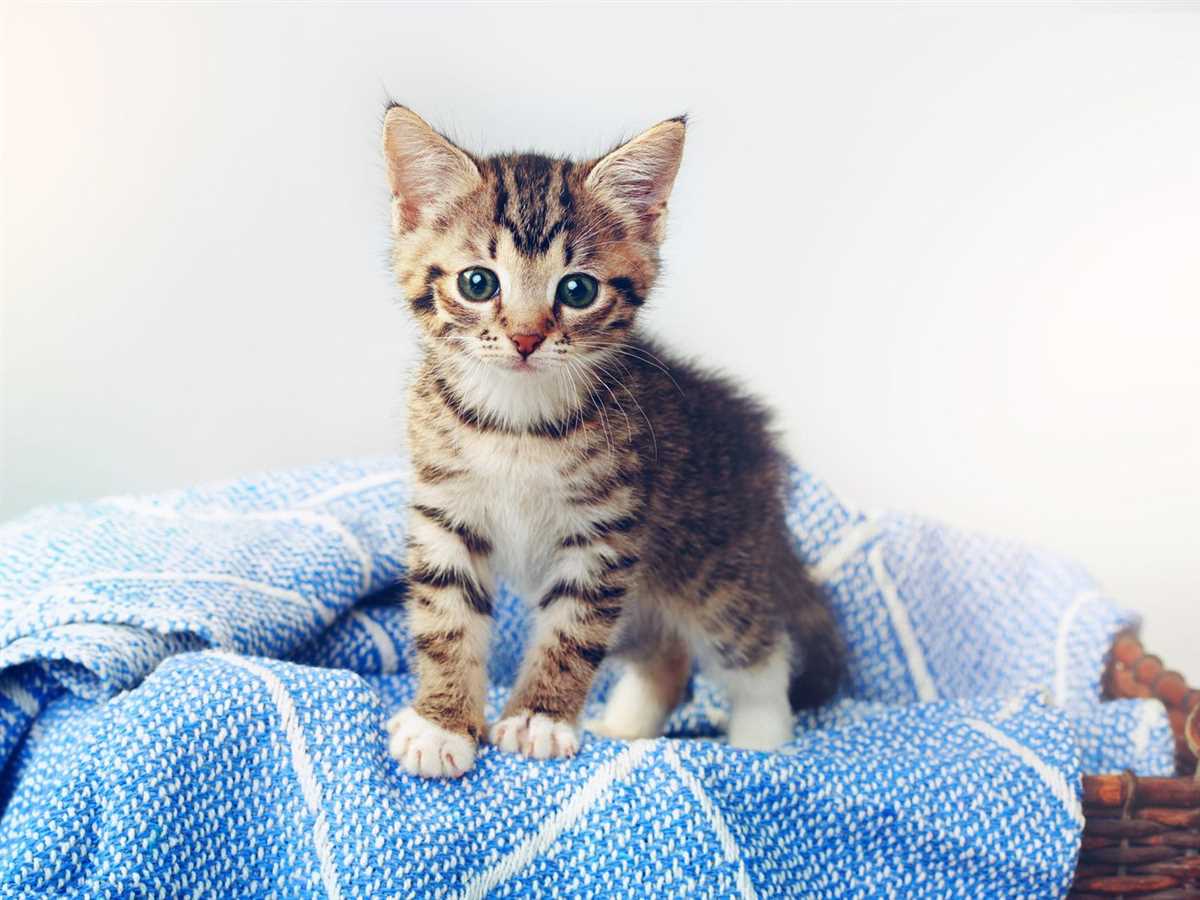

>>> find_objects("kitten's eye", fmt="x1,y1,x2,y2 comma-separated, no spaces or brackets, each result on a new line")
556,273,599,309
457,267,500,302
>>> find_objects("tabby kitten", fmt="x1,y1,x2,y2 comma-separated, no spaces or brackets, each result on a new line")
383,105,843,778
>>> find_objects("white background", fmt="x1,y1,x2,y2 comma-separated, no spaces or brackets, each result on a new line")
3,4,1197,680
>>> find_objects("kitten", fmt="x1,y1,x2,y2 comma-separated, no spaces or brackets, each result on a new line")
382,105,843,778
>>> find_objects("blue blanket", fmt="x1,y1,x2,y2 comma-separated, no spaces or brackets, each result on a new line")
0,458,1175,897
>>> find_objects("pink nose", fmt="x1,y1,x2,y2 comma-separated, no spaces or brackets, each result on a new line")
509,333,545,358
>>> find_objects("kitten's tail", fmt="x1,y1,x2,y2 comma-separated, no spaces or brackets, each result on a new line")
775,542,846,711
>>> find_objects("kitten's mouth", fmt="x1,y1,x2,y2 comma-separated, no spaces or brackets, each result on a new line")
498,357,541,372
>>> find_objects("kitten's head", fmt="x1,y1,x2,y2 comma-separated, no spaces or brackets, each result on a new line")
383,105,684,380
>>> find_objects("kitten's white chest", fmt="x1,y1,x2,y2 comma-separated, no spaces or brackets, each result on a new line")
451,433,576,599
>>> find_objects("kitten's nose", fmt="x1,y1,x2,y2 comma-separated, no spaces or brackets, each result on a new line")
509,333,545,359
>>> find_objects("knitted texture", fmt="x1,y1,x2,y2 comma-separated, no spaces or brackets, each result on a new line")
0,458,1175,897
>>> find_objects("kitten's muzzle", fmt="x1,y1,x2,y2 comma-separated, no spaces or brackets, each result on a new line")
509,333,546,359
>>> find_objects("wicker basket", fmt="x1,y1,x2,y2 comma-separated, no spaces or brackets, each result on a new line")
1072,633,1200,898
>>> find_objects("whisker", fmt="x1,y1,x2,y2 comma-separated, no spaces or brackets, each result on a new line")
567,357,614,454
568,339,687,400
588,355,657,463
578,356,633,444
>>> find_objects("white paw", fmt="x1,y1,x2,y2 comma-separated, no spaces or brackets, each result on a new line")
490,712,580,759
583,716,657,741
726,704,794,751
386,707,477,778
587,669,672,740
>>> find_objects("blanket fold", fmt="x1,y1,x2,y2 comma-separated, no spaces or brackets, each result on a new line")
0,458,1175,898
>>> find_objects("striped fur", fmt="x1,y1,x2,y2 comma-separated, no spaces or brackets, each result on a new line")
383,106,843,778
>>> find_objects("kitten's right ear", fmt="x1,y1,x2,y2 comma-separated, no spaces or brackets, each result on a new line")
383,104,482,230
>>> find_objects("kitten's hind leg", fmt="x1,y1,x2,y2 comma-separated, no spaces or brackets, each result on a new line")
588,634,691,741
710,639,796,751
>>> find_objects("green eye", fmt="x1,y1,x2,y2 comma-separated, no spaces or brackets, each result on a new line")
556,273,599,309
457,267,500,302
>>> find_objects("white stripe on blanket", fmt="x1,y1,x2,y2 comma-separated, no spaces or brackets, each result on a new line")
215,653,344,900
811,519,881,583
108,498,374,594
296,470,410,510
46,571,340,626
964,717,1084,830
0,676,39,717
1131,700,1163,758
457,741,653,900
1053,590,1101,707
351,609,400,674
868,545,938,702
664,744,757,900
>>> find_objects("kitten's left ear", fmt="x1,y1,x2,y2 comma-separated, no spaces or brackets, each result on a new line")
586,116,687,242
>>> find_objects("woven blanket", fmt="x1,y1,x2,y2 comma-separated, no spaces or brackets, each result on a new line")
0,458,1175,898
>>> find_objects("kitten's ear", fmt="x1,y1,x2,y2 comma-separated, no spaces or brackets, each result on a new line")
586,116,686,241
383,104,482,230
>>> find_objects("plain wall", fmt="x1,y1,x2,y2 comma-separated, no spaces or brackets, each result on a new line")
3,3,1197,680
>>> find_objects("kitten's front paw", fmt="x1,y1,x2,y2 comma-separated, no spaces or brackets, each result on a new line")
490,712,580,760
387,707,477,778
